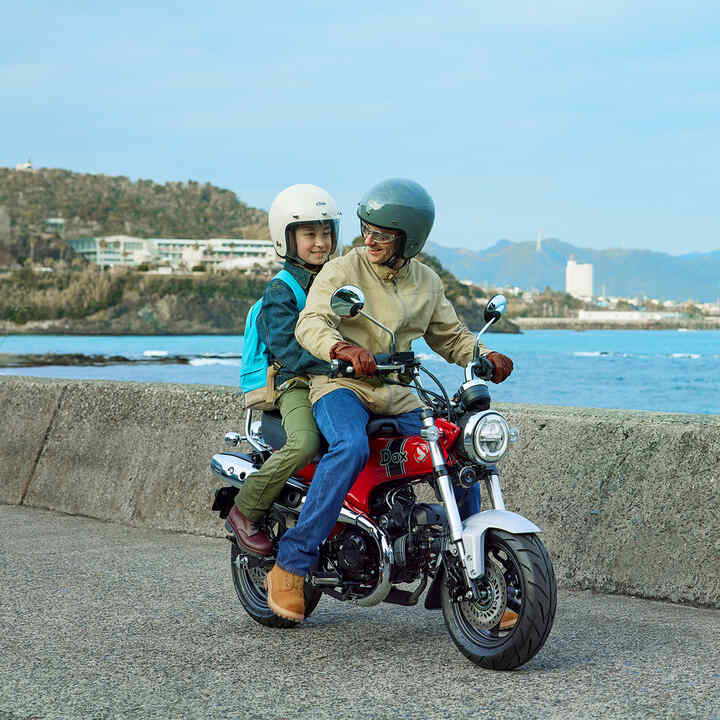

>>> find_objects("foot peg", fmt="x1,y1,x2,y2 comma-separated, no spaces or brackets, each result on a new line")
309,570,342,587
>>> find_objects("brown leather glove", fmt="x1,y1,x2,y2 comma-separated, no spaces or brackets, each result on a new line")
330,341,377,377
485,351,514,383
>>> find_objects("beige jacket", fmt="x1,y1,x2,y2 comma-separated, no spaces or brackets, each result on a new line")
295,247,488,415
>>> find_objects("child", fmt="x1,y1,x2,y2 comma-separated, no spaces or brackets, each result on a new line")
227,184,339,556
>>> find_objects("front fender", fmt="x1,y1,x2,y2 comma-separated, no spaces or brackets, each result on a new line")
462,510,540,580
424,510,540,610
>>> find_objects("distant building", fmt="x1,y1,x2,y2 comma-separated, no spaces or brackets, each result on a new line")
566,256,593,300
15,159,33,172
578,311,684,323
46,218,65,238
67,235,276,270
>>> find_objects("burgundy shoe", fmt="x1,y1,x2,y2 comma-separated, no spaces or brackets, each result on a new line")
226,506,273,557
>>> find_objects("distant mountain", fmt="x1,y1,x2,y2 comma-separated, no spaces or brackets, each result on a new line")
425,238,720,302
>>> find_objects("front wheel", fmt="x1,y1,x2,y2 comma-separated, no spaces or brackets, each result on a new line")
230,542,322,628
441,530,556,670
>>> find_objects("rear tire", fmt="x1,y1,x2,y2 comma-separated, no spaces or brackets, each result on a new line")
441,530,556,670
230,542,322,628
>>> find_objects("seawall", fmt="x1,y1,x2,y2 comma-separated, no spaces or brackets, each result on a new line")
2,376,718,607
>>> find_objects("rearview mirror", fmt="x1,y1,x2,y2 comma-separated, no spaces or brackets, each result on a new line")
484,294,507,324
331,285,365,318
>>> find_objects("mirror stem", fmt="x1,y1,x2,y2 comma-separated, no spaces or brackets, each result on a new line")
358,310,397,354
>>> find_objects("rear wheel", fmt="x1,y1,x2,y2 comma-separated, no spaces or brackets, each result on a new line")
441,530,556,670
230,542,322,628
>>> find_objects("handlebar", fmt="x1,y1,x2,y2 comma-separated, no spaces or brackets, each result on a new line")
329,351,419,379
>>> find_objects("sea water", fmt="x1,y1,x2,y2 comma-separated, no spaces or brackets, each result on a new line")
0,330,717,415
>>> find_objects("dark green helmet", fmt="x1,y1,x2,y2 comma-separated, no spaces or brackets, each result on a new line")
357,178,435,259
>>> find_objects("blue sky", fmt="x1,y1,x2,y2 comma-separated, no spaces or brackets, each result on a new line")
2,1,719,254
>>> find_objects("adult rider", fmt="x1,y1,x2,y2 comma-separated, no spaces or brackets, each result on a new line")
264,178,514,621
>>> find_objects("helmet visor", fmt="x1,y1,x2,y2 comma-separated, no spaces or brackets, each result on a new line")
360,219,404,245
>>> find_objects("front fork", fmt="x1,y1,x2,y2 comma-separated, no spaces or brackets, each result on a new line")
420,411,505,598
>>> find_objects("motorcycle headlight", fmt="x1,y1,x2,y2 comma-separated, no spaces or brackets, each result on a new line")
462,411,511,464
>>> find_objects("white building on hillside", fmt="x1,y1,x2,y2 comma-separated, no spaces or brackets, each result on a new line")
566,256,593,300
67,236,276,270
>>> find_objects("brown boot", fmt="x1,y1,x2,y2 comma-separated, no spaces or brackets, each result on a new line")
226,506,273,557
265,564,305,622
499,608,519,631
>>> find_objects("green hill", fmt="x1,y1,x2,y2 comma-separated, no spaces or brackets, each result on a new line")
0,167,269,266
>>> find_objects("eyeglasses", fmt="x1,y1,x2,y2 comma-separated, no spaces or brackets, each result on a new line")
360,220,400,245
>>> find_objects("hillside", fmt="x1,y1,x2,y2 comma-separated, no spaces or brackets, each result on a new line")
0,262,519,335
426,239,720,303
0,167,269,266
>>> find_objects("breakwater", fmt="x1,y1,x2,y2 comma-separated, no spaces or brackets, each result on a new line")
1,376,718,607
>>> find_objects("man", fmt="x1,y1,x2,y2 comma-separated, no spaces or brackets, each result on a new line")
264,178,513,621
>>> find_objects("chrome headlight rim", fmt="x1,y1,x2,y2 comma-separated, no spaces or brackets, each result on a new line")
462,410,511,465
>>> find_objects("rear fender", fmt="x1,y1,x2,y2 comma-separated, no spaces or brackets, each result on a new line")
424,509,541,610
210,452,257,488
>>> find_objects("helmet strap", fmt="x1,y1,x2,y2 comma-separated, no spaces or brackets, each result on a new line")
285,255,324,273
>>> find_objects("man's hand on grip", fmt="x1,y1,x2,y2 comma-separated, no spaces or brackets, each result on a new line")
484,351,514,383
330,341,377,377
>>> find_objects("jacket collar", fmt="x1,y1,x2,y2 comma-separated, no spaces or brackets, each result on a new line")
283,260,317,292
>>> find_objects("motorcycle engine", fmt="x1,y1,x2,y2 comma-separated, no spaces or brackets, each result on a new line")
370,483,444,584
334,530,374,581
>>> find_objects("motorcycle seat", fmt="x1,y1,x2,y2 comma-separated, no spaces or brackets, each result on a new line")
366,418,401,436
260,410,287,450
261,412,402,453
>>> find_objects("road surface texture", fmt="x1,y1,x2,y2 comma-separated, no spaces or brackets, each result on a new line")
1,506,718,720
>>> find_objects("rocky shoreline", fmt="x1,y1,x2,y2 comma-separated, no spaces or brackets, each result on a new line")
0,353,193,367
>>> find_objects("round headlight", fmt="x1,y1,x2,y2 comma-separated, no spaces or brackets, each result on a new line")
462,411,510,464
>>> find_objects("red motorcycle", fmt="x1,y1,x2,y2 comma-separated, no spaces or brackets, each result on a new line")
211,289,556,670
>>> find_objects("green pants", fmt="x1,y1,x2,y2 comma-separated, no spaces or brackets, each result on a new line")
233,388,321,522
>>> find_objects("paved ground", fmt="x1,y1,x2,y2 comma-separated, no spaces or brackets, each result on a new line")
1,506,718,720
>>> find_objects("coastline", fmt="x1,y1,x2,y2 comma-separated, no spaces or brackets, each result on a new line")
513,317,720,331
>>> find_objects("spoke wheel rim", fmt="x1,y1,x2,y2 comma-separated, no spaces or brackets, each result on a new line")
450,540,524,645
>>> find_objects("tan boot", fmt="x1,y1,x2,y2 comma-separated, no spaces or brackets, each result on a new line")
265,564,305,622
499,608,519,631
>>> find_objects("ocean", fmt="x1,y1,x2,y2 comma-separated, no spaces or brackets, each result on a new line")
0,330,717,415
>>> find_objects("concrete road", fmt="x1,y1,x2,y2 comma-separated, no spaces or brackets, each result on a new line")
1,506,718,720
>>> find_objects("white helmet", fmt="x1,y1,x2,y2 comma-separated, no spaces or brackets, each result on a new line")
269,184,341,265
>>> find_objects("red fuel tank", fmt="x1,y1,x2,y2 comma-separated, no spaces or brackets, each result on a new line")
346,418,461,512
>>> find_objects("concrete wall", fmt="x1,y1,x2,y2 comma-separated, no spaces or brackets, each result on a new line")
2,376,718,607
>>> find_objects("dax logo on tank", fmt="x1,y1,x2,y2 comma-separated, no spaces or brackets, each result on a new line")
380,438,408,477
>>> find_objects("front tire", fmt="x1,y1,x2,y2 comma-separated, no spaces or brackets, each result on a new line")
230,542,322,628
441,530,556,670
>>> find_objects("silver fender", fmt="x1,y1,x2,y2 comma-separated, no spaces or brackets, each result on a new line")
425,510,540,610
462,510,541,580
210,452,257,488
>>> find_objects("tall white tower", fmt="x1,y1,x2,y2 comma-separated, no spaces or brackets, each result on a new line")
566,255,593,300
536,231,542,252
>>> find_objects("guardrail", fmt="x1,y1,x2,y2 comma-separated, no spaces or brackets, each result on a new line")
1,376,718,607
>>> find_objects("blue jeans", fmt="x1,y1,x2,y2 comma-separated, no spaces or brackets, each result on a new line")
276,389,482,577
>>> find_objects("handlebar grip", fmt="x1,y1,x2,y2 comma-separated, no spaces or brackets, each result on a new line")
474,356,495,381
329,359,355,378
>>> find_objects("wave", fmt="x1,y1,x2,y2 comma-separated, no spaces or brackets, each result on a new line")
201,352,242,359
143,350,168,357
189,358,242,367
671,353,701,359
573,351,610,357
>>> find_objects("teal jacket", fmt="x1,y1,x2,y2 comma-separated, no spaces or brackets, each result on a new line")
256,261,331,388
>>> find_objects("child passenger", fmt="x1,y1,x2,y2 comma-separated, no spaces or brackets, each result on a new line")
226,184,339,556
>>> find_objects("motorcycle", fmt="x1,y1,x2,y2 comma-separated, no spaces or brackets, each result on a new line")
211,288,556,670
